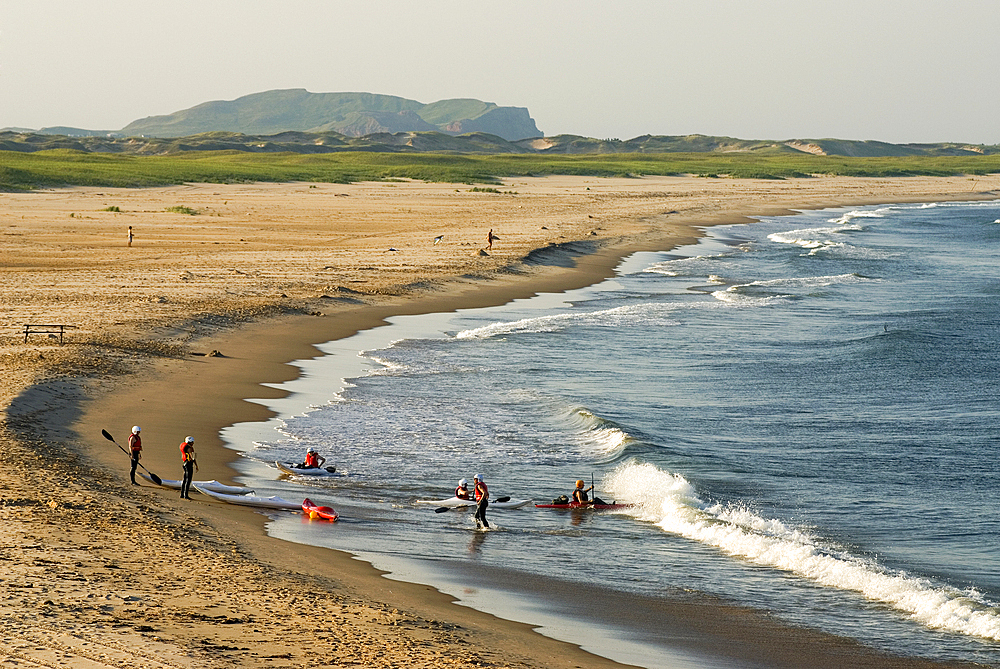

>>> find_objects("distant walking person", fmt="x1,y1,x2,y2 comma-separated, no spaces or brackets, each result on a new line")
473,473,489,529
128,426,142,485
487,228,495,251
127,226,133,247
179,436,198,499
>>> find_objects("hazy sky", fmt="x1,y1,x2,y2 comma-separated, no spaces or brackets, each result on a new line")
2,0,998,143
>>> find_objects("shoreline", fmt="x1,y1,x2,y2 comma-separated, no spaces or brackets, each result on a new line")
4,175,998,667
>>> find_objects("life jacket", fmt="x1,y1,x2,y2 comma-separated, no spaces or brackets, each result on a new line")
180,442,194,463
474,481,488,502
455,485,470,500
572,488,589,504
128,434,141,454
304,452,319,468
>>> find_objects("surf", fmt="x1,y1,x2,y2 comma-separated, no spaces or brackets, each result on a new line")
605,461,1000,642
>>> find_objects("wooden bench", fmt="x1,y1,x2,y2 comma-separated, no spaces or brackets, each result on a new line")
23,324,75,345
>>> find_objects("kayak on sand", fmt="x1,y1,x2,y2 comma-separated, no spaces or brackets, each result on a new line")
193,484,302,510
302,497,339,521
275,461,338,477
139,473,252,495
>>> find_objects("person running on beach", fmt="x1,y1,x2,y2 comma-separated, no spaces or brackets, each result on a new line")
487,228,495,251
179,436,198,499
299,447,325,469
455,478,471,500
473,473,489,529
128,426,142,485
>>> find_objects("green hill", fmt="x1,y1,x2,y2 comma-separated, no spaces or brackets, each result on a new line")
121,89,543,141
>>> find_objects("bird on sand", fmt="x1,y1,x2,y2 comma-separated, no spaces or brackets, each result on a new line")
433,235,444,244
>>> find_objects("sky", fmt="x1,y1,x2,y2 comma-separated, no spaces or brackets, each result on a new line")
2,0,998,144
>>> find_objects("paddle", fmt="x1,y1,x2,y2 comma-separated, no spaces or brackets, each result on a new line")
102,429,162,485
433,495,511,514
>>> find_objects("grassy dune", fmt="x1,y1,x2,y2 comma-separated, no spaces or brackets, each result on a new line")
2,149,1000,190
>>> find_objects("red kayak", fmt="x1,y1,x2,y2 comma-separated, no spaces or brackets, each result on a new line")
534,502,631,510
302,497,339,521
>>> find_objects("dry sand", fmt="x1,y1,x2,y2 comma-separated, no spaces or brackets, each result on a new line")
2,174,997,668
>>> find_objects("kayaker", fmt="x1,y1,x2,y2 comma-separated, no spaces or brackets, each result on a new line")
473,473,489,529
299,447,325,469
455,478,471,500
179,436,198,499
128,426,142,485
572,479,607,506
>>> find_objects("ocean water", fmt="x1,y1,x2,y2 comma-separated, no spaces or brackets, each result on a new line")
224,200,1000,667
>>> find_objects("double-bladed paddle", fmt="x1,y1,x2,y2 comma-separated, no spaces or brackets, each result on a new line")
434,495,510,513
102,429,162,485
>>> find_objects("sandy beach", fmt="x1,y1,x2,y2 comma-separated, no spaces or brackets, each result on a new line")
3,173,997,668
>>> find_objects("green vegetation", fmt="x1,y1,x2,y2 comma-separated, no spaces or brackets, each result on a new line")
165,205,198,215
1,149,998,191
102,205,121,212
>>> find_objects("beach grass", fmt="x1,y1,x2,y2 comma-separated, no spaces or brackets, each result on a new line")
2,149,999,190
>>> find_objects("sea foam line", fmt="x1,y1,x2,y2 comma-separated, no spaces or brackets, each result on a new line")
605,462,1000,642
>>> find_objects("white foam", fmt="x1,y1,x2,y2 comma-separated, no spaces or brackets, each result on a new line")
604,462,1000,642
455,304,679,340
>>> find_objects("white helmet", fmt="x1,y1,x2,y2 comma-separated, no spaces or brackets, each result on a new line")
458,478,467,487
132,426,141,434
185,436,194,443
473,473,484,482
307,447,317,454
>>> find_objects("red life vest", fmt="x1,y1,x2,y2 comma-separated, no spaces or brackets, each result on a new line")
474,481,488,502
180,442,194,462
455,485,470,500
304,452,319,468
128,434,141,454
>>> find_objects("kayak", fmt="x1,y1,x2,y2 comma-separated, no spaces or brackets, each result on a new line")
275,461,338,477
302,497,339,521
416,496,533,510
140,473,252,494
193,484,302,510
534,502,631,510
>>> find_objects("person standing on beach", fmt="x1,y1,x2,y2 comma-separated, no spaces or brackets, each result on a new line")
473,473,489,529
179,436,198,499
128,426,142,485
487,228,495,251
127,226,133,247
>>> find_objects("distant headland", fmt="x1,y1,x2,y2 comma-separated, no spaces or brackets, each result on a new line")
2,89,998,157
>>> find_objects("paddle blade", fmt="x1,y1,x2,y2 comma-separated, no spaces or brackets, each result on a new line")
434,507,451,513
148,471,162,485
101,429,115,442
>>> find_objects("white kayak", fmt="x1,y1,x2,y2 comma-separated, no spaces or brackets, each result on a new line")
415,496,533,510
275,461,339,477
193,484,302,510
140,473,252,494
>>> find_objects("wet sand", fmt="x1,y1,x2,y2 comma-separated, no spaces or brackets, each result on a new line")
2,174,997,667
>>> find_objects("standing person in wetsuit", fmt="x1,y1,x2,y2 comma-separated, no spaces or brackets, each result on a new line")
179,436,198,499
473,473,489,529
455,478,471,500
128,426,142,485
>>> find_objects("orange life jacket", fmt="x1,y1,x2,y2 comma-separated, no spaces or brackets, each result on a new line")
304,452,319,468
180,442,194,463
128,434,141,454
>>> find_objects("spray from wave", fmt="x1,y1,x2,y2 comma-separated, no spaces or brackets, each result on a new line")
605,461,1000,642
